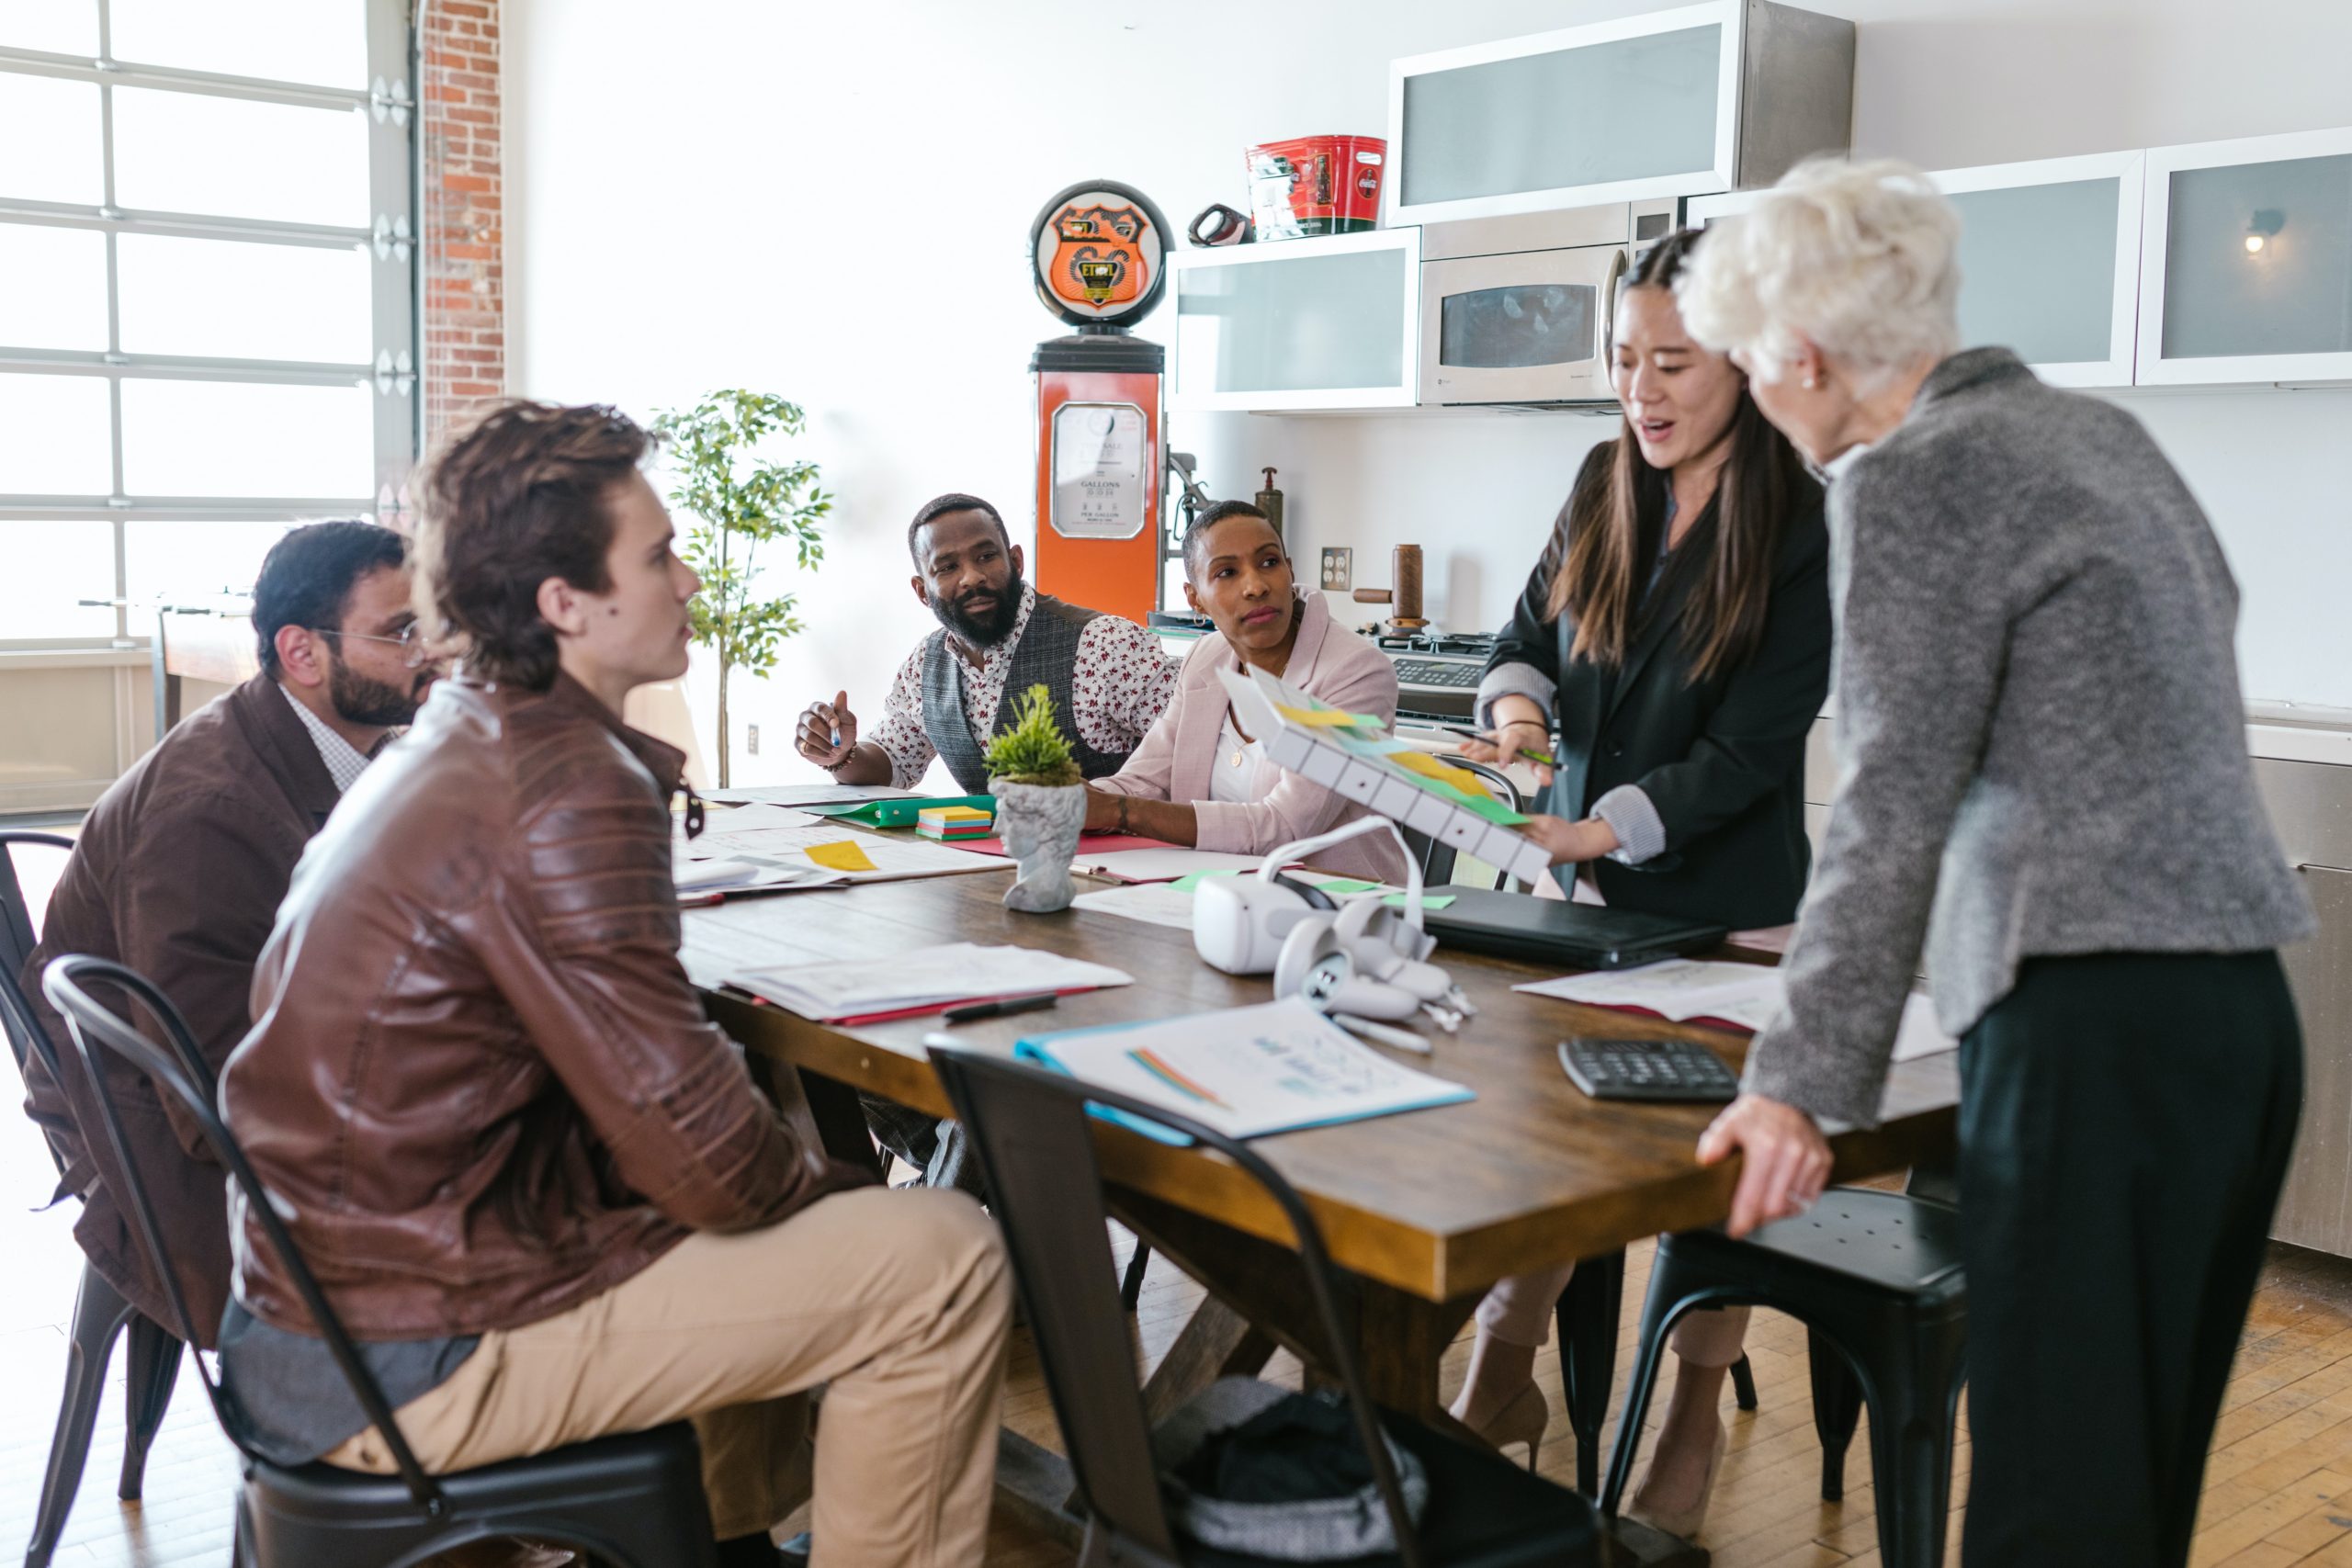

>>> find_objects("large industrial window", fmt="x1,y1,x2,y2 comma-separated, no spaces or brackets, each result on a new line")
0,0,415,649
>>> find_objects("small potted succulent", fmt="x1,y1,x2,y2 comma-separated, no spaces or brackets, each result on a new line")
984,683,1086,913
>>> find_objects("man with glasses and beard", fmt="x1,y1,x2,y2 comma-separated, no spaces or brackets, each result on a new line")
19,519,440,1350
795,491,1174,793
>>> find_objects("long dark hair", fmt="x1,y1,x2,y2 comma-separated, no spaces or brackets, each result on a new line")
1546,230,1816,683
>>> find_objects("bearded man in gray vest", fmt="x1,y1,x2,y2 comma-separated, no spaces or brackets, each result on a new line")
795,492,1174,793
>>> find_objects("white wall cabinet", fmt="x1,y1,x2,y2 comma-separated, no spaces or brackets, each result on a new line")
1934,152,2143,388
2138,127,2352,387
1688,152,2145,387
1387,0,1852,227
1165,229,1420,413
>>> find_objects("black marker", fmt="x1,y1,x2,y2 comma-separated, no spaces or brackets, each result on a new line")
942,991,1062,1024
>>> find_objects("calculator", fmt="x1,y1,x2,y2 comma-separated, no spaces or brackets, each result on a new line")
1558,1038,1741,1103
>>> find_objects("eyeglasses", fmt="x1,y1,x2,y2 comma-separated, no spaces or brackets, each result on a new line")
311,623,435,670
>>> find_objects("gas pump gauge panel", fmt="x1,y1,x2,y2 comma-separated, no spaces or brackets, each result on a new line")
1029,180,1170,330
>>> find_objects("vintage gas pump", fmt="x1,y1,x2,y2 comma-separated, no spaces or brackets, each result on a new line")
1026,179,1170,626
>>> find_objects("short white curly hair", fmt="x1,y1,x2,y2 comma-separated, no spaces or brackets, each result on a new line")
1676,157,1962,386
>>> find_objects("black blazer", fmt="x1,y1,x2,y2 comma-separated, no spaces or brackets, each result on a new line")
1486,445,1832,930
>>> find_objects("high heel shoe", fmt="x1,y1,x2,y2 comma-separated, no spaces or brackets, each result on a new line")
1625,1424,1727,1540
1453,1382,1550,1471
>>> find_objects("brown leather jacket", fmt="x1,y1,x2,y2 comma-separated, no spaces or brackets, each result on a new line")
220,673,865,1339
23,672,343,1348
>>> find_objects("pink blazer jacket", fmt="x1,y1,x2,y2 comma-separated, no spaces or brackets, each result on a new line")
1093,592,1410,884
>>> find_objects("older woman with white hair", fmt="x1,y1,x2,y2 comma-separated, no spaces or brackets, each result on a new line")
1673,158,2313,1565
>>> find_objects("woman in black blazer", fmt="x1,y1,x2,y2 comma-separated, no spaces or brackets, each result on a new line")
1452,231,1831,1538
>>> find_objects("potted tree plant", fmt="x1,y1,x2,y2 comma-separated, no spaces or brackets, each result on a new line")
652,389,831,788
983,683,1087,913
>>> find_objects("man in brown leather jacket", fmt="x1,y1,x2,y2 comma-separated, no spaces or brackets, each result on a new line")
217,403,1011,1568
21,520,430,1348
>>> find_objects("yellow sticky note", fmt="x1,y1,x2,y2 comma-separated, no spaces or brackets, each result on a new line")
1277,704,1379,729
805,840,878,874
1389,750,1484,792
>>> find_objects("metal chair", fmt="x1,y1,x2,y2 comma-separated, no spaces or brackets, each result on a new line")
1598,1190,1968,1567
42,954,718,1568
1411,759,1526,892
1546,1254,1758,1497
930,1043,1600,1568
1,831,186,1568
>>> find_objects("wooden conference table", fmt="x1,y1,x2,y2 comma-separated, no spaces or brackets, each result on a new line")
681,842,1960,1561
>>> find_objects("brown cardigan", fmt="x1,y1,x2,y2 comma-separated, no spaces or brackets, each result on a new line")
21,673,341,1348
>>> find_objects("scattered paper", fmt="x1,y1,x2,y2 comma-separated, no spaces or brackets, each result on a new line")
805,840,878,874
703,784,920,807
700,803,823,832
1515,960,1957,1060
1016,996,1473,1142
729,942,1134,1021
1071,882,1199,930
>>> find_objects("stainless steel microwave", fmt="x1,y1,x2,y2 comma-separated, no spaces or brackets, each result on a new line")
1418,198,1679,405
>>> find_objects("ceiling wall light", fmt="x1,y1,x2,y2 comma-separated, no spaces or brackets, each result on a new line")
2245,208,2286,254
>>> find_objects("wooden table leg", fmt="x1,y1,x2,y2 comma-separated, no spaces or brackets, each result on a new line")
793,1066,887,1179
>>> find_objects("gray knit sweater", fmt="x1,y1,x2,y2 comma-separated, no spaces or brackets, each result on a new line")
1746,348,2314,1126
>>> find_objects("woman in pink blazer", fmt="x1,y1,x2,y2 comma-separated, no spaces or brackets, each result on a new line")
1085,502,1409,885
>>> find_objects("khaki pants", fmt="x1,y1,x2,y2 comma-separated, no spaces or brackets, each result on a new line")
326,1188,1012,1565
1477,1260,1750,1367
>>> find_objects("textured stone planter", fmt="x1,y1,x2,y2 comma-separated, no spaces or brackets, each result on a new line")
989,777,1086,913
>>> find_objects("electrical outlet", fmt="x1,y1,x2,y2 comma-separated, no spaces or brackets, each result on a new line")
746,724,760,755
1319,547,1352,592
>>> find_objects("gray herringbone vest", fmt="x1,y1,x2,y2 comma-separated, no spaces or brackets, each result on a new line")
919,593,1133,793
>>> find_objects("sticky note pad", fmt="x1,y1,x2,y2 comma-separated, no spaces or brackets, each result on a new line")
1170,869,1246,893
805,840,878,874
1307,878,1384,896
1459,793,1531,826
1277,704,1381,729
1384,893,1458,910
1389,750,1486,793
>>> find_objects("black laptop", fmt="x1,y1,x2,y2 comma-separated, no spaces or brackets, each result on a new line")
1421,886,1727,970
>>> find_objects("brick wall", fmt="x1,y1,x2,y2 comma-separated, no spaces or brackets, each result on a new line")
419,0,503,448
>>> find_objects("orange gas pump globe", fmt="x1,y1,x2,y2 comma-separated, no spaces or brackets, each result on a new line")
1027,180,1170,626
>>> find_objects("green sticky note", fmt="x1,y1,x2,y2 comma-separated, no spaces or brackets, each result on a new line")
1306,877,1384,896
1383,893,1458,910
1457,793,1531,826
1169,869,1246,893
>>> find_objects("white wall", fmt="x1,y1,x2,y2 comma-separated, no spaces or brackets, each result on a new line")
506,0,2352,785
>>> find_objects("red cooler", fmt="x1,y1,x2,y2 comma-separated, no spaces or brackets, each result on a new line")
1245,134,1386,240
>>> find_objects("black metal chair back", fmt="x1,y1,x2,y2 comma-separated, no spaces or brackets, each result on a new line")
41,953,445,1508
929,1043,1427,1568
2,831,79,1175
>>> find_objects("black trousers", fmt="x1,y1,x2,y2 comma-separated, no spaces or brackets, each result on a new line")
1957,950,2303,1568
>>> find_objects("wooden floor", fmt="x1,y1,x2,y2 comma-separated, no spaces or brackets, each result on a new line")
7,1110,2352,1568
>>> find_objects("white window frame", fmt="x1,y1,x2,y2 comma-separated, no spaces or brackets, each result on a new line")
1387,2,1742,227
0,0,416,652
2136,125,2352,388
1165,227,1423,413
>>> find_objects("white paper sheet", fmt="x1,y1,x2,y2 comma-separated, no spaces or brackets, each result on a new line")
702,784,920,807
1016,996,1473,1142
677,821,1012,884
728,942,1133,1021
1513,960,1958,1061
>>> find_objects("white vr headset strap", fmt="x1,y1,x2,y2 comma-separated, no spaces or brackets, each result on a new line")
1256,815,1427,938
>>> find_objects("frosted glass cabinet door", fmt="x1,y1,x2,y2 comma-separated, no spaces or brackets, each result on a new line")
1168,229,1420,412
1936,152,2143,387
2140,128,2352,385
1389,2,1737,223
